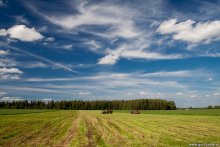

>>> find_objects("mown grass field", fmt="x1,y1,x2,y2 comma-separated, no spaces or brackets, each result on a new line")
0,109,56,115
115,109,220,116
0,109,220,147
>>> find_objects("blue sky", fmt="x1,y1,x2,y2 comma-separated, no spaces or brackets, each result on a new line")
0,0,220,107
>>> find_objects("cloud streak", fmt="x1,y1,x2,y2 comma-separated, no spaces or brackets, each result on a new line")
42,1,141,39
0,42,75,72
0,67,22,80
98,37,182,65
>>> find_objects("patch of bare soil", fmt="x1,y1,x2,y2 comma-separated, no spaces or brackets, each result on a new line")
55,115,79,147
85,118,96,147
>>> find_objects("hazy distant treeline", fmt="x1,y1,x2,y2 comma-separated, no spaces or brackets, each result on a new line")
0,99,176,110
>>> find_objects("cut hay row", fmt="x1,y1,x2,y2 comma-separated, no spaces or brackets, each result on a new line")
0,110,220,147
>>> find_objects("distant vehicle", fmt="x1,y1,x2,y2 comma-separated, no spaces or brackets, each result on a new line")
101,109,113,114
130,110,140,114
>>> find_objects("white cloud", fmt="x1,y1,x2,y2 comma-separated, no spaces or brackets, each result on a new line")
120,50,182,60
98,43,182,65
97,29,183,64
0,67,22,74
98,53,119,65
190,95,197,98
139,70,204,78
0,97,24,102
78,91,91,95
2,86,75,95
0,58,48,69
126,92,133,96
157,19,220,44
44,37,55,42
60,44,73,50
25,69,210,94
7,25,44,42
21,62,48,68
0,29,7,36
42,98,53,101
157,19,194,34
139,91,147,95
0,50,8,55
0,91,6,96
208,77,213,81
1,25,44,42
84,40,101,51
30,1,141,39
0,67,22,80
0,74,21,80
20,69,215,104
157,92,162,95
189,90,198,94
206,94,210,97
25,71,186,91
213,92,220,96
176,92,184,96
0,42,74,72
29,1,181,65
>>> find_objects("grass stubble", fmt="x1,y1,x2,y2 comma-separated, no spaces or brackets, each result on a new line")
0,109,219,147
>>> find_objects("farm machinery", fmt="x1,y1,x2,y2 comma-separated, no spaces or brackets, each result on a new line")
130,110,140,114
101,109,113,114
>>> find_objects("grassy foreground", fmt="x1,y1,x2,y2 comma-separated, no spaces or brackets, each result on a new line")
0,109,220,147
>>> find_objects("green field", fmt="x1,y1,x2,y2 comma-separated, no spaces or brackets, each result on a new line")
0,109,56,115
0,109,220,147
116,109,220,116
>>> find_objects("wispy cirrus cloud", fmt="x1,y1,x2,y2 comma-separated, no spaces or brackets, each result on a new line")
0,91,6,96
1,86,76,95
84,40,101,51
0,67,22,74
139,70,199,78
0,42,75,72
0,97,24,102
0,0,219,107
0,67,23,80
39,1,142,39
19,61,48,68
60,44,74,50
98,37,183,65
78,91,91,95
26,0,179,65
25,69,210,83
20,69,217,102
12,15,30,25
44,37,55,42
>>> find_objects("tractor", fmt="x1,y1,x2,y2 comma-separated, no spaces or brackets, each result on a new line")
130,110,140,114
101,109,113,114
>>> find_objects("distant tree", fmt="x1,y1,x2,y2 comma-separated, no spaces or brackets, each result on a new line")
214,105,220,109
0,99,177,110
207,105,213,109
167,101,176,110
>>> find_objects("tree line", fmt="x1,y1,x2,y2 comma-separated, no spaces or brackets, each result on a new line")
0,99,177,110
207,105,220,109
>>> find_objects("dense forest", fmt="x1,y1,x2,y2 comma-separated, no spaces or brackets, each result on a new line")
0,99,177,110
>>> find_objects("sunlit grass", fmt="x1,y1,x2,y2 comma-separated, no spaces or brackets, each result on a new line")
0,109,220,146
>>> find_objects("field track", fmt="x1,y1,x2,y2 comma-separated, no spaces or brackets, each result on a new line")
0,109,220,147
